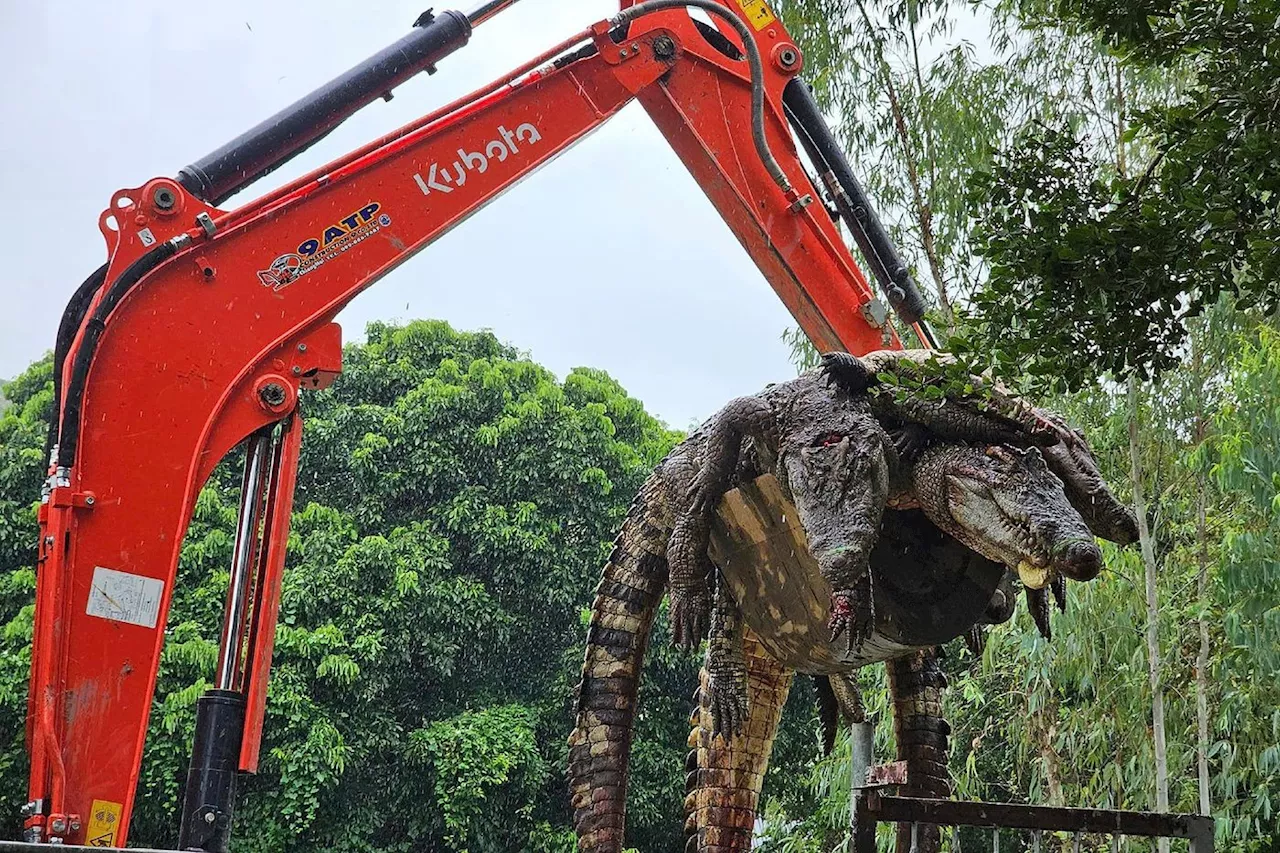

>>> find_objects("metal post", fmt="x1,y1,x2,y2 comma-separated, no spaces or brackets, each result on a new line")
850,721,876,852
178,429,273,853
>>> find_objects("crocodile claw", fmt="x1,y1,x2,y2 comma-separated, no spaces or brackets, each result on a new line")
820,351,876,394
670,588,711,650
1026,585,1052,640
963,624,986,656
1050,572,1068,612
828,575,874,652
891,422,932,463
707,674,749,740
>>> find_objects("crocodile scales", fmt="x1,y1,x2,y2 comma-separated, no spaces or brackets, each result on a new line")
568,351,1137,852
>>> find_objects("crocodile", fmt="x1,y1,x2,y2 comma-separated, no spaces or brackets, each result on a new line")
568,355,1137,852
683,440,1131,853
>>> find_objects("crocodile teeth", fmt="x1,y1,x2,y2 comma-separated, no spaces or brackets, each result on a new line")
1017,559,1050,590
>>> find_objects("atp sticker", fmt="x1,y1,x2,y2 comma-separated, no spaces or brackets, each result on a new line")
256,202,392,291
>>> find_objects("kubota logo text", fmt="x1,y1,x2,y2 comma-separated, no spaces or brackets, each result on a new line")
256,202,391,291
412,122,543,196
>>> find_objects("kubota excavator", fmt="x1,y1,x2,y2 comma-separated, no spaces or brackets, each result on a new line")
21,0,936,848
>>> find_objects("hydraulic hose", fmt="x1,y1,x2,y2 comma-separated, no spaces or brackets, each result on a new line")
610,0,793,195
782,77,936,341
45,264,108,467
58,240,183,468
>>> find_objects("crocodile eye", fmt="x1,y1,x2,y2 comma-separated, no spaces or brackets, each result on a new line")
813,432,844,447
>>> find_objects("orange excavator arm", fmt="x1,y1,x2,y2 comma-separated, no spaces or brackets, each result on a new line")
24,0,932,848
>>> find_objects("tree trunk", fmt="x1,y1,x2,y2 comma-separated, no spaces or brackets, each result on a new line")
1036,702,1064,807
1128,377,1170,853
1192,335,1213,817
851,0,954,331
1195,466,1213,816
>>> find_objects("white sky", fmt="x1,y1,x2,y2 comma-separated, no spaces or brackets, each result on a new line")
0,0,816,429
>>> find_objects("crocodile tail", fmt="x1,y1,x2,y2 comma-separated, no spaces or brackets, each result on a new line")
569,487,669,852
887,650,951,853
683,629,793,853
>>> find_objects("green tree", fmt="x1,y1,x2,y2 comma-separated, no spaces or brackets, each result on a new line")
0,320,756,851
963,0,1280,390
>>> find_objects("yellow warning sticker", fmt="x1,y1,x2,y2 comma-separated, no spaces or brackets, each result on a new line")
736,0,777,31
85,799,122,847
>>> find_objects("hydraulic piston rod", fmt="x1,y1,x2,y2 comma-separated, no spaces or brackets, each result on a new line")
782,78,936,344
215,431,273,691
178,429,273,853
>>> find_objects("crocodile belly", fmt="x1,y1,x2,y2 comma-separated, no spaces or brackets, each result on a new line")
708,474,1003,673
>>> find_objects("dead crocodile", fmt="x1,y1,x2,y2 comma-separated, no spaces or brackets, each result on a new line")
567,357,1136,851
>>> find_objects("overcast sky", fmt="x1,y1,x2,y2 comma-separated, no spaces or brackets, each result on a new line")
0,0,838,428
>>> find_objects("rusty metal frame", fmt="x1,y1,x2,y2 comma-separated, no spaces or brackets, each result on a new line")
852,793,1214,852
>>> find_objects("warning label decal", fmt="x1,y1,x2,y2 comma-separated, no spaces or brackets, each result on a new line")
85,799,122,846
86,567,164,629
735,0,776,30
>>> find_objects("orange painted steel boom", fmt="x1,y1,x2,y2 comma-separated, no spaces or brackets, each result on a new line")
24,0,930,847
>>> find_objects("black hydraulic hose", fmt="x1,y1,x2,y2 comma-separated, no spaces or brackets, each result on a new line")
59,241,180,468
782,78,929,327
178,10,473,205
44,264,108,467
610,0,793,195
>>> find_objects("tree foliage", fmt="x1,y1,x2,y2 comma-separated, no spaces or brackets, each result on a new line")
0,320,821,851
773,0,1280,847
963,0,1280,390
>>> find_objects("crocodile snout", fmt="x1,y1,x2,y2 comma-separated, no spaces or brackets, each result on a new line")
1059,540,1102,581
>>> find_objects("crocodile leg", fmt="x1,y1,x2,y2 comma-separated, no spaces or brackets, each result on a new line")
685,628,793,853
668,397,776,649
706,570,749,739
665,447,717,649
887,649,950,853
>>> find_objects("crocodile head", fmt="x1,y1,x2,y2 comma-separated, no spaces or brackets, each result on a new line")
772,381,891,590
912,443,1105,589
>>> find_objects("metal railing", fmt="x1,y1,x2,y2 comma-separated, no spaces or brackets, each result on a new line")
851,793,1215,852
846,721,1213,852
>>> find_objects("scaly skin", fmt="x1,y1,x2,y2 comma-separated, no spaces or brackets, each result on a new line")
672,376,892,655
821,350,1063,452
887,650,951,853
568,483,669,850
684,628,793,853
822,350,1141,547
571,360,1137,852
570,369,893,852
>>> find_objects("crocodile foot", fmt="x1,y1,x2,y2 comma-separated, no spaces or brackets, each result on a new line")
964,624,986,656
819,351,876,394
828,573,874,652
670,587,711,650
891,422,933,463
707,672,749,740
